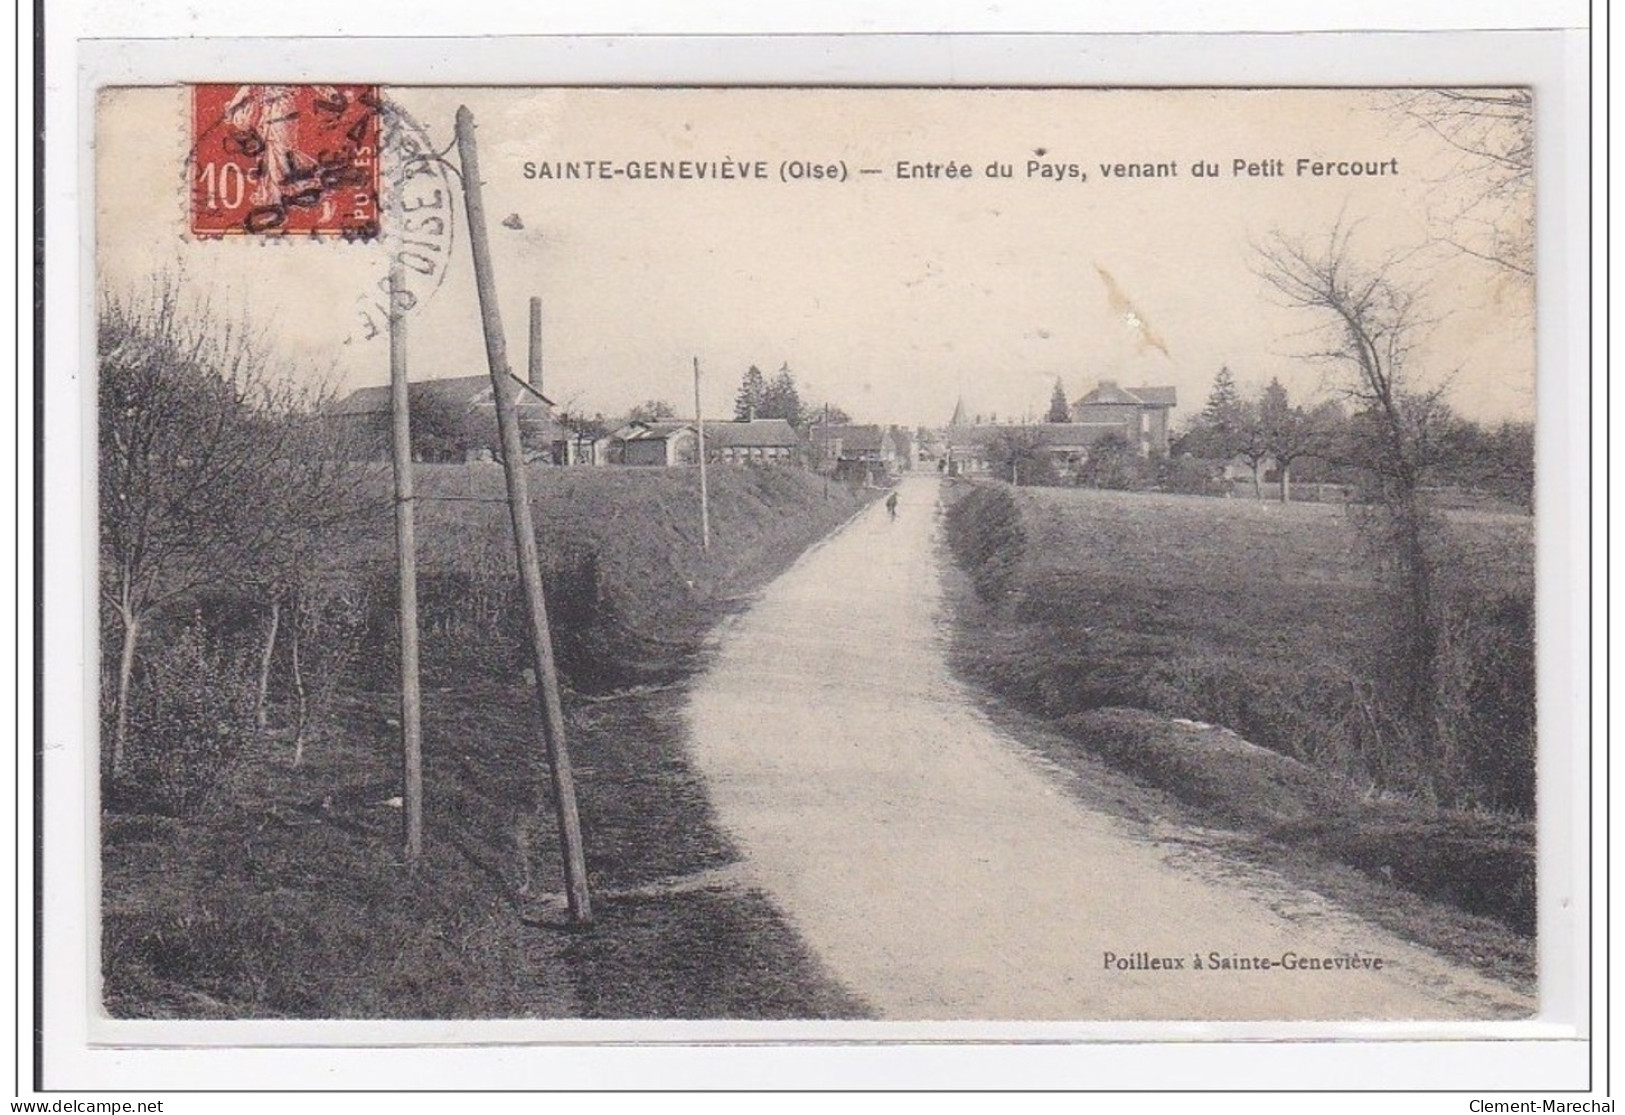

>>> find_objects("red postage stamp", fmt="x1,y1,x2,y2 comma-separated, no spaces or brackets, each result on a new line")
190,84,381,237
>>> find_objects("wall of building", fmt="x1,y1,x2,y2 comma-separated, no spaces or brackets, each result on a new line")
714,445,796,464
621,439,670,466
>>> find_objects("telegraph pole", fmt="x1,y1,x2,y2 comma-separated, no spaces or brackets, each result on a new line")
822,401,830,499
694,356,711,551
455,105,593,926
388,260,424,864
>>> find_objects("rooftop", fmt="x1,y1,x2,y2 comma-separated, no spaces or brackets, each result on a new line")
1075,381,1178,408
328,373,555,416
701,419,802,448
610,418,802,448
812,424,886,454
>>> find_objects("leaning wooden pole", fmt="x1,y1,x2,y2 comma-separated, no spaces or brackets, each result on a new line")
388,259,424,863
455,105,593,926
693,356,711,551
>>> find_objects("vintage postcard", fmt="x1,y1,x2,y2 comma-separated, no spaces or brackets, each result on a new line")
89,81,1552,1039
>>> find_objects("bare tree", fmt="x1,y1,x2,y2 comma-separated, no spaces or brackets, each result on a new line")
1255,225,1449,490
1259,377,1321,503
100,288,262,775
1231,399,1274,502
98,285,370,776
1255,225,1465,800
1388,88,1534,278
560,409,610,465
243,416,378,762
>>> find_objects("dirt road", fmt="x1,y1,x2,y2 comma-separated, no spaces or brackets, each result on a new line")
686,477,1533,1021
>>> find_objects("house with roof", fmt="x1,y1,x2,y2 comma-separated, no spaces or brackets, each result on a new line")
941,380,1178,476
600,420,699,466
325,373,567,463
810,423,897,481
941,424,990,475
1070,380,1178,457
702,418,803,464
889,426,917,470
600,417,803,467
945,421,1138,478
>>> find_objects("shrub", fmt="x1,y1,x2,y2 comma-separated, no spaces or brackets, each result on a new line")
1154,455,1228,497
280,581,370,762
1344,513,1536,814
1079,431,1139,490
108,619,259,816
401,538,640,694
944,486,1026,604
1440,589,1536,814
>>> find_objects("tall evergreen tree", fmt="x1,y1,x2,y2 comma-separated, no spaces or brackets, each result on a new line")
734,365,768,421
1203,366,1243,430
1185,366,1245,460
761,363,804,425
1046,378,1071,423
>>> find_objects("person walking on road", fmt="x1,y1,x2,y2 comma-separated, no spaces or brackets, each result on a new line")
886,491,899,520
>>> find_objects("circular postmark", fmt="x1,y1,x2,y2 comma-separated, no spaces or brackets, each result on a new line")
182,85,456,344
349,97,458,345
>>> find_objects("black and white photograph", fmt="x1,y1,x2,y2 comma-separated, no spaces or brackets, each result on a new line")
83,81,1557,1033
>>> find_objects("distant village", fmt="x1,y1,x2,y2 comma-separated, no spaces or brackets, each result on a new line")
942,381,1177,475
324,357,1190,489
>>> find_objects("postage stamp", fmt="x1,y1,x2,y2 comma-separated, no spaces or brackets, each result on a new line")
190,83,381,237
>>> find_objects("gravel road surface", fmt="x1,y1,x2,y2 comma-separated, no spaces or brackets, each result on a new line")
687,476,1533,1021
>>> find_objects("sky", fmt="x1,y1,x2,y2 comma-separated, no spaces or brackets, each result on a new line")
96,85,1536,428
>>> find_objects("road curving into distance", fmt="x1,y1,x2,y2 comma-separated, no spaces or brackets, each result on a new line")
686,475,1534,1021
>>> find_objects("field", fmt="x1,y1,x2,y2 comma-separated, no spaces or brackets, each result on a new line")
102,464,875,1019
942,483,1537,981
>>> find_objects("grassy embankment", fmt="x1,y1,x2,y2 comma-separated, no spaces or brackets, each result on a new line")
102,465,874,1019
942,482,1536,987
